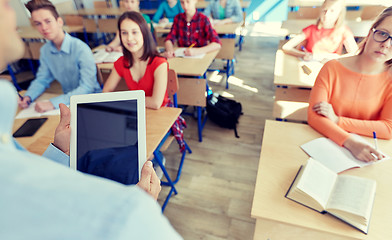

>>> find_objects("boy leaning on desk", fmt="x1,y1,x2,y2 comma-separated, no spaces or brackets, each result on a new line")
0,0,182,238
18,0,101,113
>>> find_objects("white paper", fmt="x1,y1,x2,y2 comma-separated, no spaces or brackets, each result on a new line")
93,49,123,63
174,48,206,59
15,102,60,119
300,136,390,173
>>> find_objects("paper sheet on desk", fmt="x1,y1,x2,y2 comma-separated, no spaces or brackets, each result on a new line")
93,49,123,63
174,48,205,59
300,136,390,173
16,102,60,119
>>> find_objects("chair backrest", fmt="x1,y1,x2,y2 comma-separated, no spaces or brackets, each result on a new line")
98,18,118,33
94,1,112,9
83,18,98,33
167,68,179,97
360,5,386,21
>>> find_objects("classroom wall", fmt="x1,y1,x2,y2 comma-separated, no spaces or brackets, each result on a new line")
245,0,289,23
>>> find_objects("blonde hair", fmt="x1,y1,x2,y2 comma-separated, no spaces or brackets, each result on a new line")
316,0,346,29
358,6,392,67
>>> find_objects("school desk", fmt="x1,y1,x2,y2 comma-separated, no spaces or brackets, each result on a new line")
62,7,154,17
196,0,250,10
97,49,219,142
272,49,322,122
281,19,373,37
251,120,392,240
17,26,84,40
288,0,390,7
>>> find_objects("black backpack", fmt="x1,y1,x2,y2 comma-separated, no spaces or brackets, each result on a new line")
206,93,243,138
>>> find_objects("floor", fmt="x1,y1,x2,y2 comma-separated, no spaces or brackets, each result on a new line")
158,23,283,239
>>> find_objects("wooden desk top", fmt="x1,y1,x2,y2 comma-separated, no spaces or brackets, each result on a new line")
274,49,323,88
288,0,391,7
18,26,84,40
98,49,219,77
13,103,181,159
251,120,392,240
281,19,373,37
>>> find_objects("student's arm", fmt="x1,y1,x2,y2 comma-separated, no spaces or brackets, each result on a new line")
152,3,165,23
24,50,55,103
106,31,122,52
146,61,168,109
282,33,312,60
164,16,179,58
342,30,358,55
102,67,123,92
49,45,101,108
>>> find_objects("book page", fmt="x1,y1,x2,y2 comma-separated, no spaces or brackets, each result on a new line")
15,102,60,119
301,136,390,173
296,158,338,210
327,175,376,220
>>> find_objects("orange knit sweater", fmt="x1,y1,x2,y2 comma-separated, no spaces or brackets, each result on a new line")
308,60,392,146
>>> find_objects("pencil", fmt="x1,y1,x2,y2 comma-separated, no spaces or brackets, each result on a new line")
188,43,196,49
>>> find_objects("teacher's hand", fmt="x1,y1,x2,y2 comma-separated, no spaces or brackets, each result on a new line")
53,103,71,156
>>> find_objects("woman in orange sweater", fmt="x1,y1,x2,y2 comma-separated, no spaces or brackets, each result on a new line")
308,6,392,162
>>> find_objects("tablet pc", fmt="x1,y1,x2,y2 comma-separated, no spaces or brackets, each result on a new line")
70,91,146,184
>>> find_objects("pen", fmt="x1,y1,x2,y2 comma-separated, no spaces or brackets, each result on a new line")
17,92,24,101
373,131,378,150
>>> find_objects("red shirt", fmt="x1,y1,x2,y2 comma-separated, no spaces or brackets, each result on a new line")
302,25,354,54
114,56,169,107
165,12,221,47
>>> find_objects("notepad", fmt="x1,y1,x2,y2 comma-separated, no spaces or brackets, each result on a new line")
93,49,123,63
174,48,205,59
15,102,60,119
301,136,390,173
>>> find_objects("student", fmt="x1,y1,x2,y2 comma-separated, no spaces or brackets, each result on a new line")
282,0,358,61
308,6,392,163
0,0,181,238
152,0,184,24
106,0,153,52
18,0,101,113
103,11,187,152
164,0,222,58
203,0,243,25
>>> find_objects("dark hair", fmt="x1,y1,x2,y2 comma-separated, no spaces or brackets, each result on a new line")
118,11,159,68
25,0,60,19
358,6,392,67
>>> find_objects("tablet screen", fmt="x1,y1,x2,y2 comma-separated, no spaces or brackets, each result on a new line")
70,91,146,185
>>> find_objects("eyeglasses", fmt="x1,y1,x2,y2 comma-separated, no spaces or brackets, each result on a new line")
372,28,392,46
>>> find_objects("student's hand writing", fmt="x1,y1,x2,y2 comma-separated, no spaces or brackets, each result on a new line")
343,135,384,162
35,101,55,113
18,96,31,109
184,48,198,56
302,52,313,61
312,101,338,123
53,103,71,156
105,45,114,52
137,160,161,200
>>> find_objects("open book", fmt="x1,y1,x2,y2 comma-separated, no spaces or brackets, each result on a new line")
93,49,123,63
286,158,376,234
174,48,205,59
301,137,390,173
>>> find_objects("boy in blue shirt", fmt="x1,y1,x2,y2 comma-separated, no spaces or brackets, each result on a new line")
152,0,184,24
18,0,101,113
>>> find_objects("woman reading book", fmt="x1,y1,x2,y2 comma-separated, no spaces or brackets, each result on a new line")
102,11,186,152
282,0,358,62
308,6,392,162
